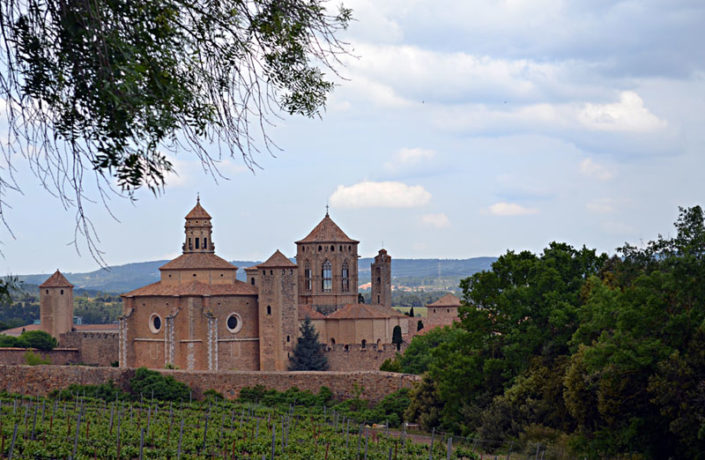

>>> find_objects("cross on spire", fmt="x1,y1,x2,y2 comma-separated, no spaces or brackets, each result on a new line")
325,203,329,216
197,192,200,204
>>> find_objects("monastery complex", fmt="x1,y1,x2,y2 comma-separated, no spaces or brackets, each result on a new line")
2,200,460,371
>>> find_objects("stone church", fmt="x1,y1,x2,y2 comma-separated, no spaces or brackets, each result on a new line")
118,199,409,371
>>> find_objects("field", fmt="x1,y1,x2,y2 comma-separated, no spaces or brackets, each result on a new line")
0,393,473,459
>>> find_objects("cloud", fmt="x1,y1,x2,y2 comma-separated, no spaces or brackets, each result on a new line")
578,91,667,132
579,158,614,181
421,213,450,228
330,181,431,208
384,147,436,172
488,202,538,216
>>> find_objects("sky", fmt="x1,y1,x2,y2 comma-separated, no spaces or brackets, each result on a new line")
1,0,705,275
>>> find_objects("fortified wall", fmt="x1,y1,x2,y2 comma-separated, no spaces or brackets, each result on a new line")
59,331,119,366
324,342,405,372
0,348,81,365
0,365,419,403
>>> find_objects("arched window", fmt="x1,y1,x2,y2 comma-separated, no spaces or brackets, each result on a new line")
361,339,367,349
267,305,272,315
304,261,312,291
204,238,208,248
195,238,200,249
341,261,350,292
322,260,332,292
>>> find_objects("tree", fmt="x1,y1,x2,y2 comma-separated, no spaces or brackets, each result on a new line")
392,325,403,351
20,330,57,350
289,316,328,371
0,0,351,260
408,306,415,317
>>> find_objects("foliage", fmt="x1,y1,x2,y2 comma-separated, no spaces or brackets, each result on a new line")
0,391,443,459
19,330,58,350
24,350,50,365
238,385,332,407
288,317,328,371
0,0,351,260
401,205,705,459
50,380,129,401
0,330,57,350
380,354,403,373
129,367,190,402
392,325,403,350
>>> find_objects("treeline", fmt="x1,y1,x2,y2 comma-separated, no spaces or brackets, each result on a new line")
395,206,705,459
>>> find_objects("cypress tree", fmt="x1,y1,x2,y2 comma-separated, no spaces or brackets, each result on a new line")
408,307,415,317
288,317,329,371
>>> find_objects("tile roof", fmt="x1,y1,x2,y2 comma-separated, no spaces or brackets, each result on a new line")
122,280,257,297
327,303,406,320
257,250,297,268
298,304,326,320
185,200,211,219
39,270,73,288
296,214,358,244
160,253,237,271
0,323,42,336
427,293,462,308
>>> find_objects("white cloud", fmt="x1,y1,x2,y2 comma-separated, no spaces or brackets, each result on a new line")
330,181,431,208
384,147,436,171
488,202,538,216
421,213,450,228
579,158,614,181
578,91,667,132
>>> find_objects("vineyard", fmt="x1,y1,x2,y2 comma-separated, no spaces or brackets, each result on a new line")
0,392,477,459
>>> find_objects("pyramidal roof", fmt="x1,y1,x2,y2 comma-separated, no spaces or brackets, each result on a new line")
185,198,211,219
296,213,358,244
39,270,73,288
428,293,462,308
258,250,297,268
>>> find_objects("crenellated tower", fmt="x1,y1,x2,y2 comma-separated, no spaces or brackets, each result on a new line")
371,249,392,308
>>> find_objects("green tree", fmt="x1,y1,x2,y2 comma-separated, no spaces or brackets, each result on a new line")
288,316,328,371
392,325,403,351
19,330,57,350
129,367,190,402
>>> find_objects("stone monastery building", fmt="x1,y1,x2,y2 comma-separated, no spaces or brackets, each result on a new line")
119,199,410,371
2,200,460,370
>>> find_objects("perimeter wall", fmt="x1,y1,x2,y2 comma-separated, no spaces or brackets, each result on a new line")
0,365,419,403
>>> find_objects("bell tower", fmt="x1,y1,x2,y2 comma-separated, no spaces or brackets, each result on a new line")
182,197,215,254
39,270,74,341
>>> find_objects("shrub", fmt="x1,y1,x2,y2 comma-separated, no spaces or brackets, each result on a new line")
129,367,190,402
204,389,224,401
0,334,19,347
19,330,57,350
24,350,50,365
380,354,403,372
50,380,129,401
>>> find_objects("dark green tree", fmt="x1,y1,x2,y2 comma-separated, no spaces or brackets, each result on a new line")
408,306,415,317
19,330,57,350
392,325,403,351
288,316,328,371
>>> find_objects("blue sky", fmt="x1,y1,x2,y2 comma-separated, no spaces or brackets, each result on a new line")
1,0,704,275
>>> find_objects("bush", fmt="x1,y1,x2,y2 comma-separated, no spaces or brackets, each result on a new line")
380,354,403,372
24,350,50,365
129,367,191,402
50,380,129,401
20,330,57,350
0,334,20,347
204,389,224,401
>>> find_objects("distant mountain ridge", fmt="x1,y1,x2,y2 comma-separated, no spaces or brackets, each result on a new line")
18,257,497,293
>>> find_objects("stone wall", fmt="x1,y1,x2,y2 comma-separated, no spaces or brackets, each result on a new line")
0,365,419,403
60,331,119,366
0,348,81,365
324,342,405,372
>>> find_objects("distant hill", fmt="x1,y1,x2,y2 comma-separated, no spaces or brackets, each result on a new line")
17,257,496,293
